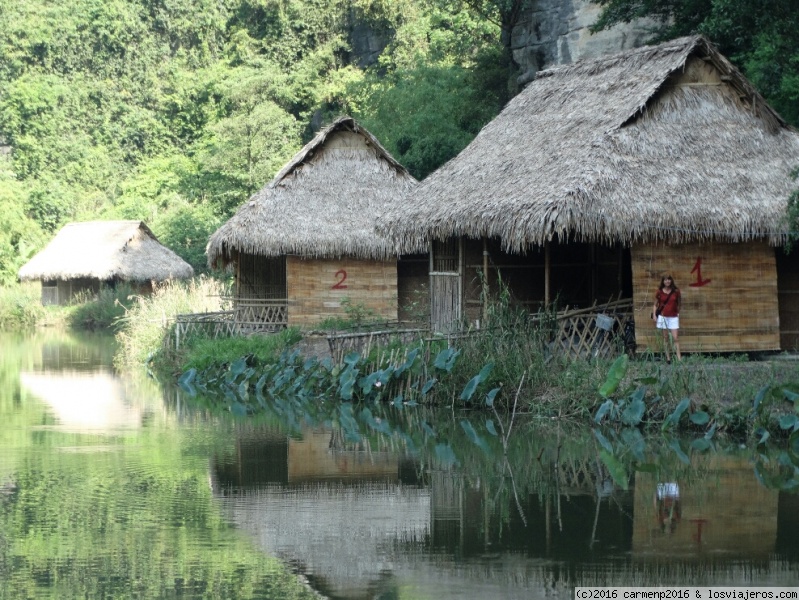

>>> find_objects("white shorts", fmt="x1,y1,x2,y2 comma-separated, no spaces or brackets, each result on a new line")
656,482,680,500
657,315,679,330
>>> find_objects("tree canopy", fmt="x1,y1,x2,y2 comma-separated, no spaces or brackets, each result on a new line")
1,0,797,281
0,0,506,279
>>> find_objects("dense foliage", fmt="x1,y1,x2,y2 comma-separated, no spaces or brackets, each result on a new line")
2,0,797,284
0,0,507,281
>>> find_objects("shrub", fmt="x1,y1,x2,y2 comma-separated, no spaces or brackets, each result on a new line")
0,283,47,330
67,284,137,331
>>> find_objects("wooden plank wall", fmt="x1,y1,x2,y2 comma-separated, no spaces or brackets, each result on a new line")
631,242,780,353
286,256,398,326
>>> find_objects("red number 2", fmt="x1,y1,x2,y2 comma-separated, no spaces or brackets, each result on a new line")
689,257,711,287
332,269,348,289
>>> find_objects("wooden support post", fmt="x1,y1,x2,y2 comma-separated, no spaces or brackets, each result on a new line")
482,237,489,324
545,241,551,307
458,237,464,324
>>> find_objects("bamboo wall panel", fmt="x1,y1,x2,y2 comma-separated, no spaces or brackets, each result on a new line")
40,284,59,306
54,278,101,305
430,274,461,333
286,256,397,326
631,242,780,352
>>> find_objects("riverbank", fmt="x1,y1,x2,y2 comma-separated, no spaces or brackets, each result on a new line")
6,278,798,443
0,282,137,331
168,318,799,445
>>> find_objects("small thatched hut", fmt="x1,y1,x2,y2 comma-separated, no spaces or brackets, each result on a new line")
18,220,194,305
380,36,799,352
207,116,422,329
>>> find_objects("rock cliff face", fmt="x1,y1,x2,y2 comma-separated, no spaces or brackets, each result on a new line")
512,0,654,84
345,1,654,84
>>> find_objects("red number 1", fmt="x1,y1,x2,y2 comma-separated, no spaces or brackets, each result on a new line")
332,269,348,289
689,257,711,287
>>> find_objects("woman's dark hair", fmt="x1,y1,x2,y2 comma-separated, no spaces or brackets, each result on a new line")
659,275,678,291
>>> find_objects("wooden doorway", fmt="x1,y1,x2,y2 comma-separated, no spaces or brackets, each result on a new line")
430,238,462,333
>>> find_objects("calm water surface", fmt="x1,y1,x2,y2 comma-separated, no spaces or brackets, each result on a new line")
1,331,798,599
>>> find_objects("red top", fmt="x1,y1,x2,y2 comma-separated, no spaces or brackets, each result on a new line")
656,288,681,317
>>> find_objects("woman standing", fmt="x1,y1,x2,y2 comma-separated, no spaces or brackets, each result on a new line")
652,274,681,363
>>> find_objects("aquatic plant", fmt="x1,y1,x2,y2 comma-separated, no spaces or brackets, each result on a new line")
177,341,501,415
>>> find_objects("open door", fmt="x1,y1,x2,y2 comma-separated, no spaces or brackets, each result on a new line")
430,238,462,333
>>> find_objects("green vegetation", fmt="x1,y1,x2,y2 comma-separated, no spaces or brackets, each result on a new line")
172,292,799,443
115,276,229,367
181,329,303,373
0,0,507,285
0,283,47,330
65,283,138,331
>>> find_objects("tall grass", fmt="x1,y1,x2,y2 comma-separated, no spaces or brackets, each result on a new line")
0,283,49,330
115,276,228,368
429,292,611,413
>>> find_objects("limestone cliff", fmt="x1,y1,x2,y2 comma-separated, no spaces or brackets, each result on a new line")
513,0,655,84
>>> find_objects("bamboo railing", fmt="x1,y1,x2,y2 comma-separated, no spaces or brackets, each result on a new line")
546,298,635,360
172,297,288,349
171,295,635,362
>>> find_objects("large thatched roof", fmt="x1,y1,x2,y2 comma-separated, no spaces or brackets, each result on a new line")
379,36,799,252
18,221,194,282
207,116,417,266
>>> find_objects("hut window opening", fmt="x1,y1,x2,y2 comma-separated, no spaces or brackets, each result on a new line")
237,254,287,300
432,239,459,273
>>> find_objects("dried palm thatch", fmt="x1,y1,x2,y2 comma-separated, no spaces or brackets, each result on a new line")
379,36,799,253
207,116,418,267
18,221,194,282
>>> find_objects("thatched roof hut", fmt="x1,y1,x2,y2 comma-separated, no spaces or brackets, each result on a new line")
206,116,421,329
379,36,799,252
18,220,193,283
207,116,418,267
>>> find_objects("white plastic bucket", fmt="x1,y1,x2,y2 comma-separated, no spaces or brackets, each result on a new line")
595,314,614,331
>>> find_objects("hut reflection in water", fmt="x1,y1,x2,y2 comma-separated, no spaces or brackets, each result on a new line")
208,426,799,598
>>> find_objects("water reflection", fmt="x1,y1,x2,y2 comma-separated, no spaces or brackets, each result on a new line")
633,461,778,560
0,331,319,600
204,415,799,598
20,371,145,431
2,331,798,600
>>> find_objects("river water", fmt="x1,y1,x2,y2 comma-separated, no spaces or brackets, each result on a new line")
1,330,798,599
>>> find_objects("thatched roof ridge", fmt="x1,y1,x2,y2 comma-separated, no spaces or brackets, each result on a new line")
379,36,799,252
271,115,409,185
207,116,418,266
18,221,194,282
